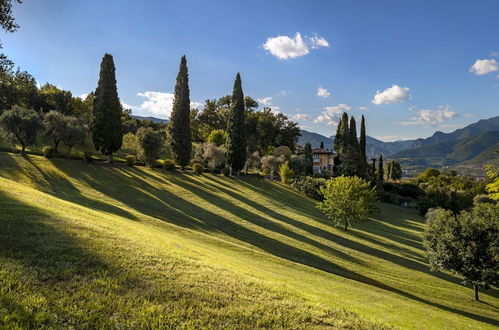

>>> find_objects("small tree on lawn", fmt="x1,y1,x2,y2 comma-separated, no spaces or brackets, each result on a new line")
136,127,163,167
423,204,499,300
60,117,87,159
278,161,294,184
261,155,283,181
207,129,227,146
0,105,41,154
317,176,378,231
43,110,66,152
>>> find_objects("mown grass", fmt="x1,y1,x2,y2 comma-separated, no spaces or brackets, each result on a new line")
0,152,497,329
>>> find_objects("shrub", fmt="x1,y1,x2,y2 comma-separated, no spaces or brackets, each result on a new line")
83,151,93,162
192,162,204,175
163,159,176,171
42,146,55,158
136,127,163,167
379,191,401,205
418,186,473,215
0,106,42,154
207,129,227,146
194,143,226,171
222,167,230,176
473,194,496,205
292,176,327,201
279,161,294,184
126,155,136,167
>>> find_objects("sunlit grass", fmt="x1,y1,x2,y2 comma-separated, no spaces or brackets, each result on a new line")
0,153,497,329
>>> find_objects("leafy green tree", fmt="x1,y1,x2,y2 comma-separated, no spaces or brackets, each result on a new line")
0,106,41,154
169,55,192,170
386,160,402,180
136,127,163,167
317,176,378,231
38,83,74,115
485,165,499,200
303,142,313,175
0,0,21,73
261,154,283,181
423,204,499,300
359,115,366,158
334,113,349,154
43,110,66,152
226,73,246,175
60,117,86,159
418,168,440,182
207,129,227,146
91,54,123,163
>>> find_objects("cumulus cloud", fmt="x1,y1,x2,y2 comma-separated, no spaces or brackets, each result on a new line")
317,87,331,98
309,34,329,49
395,105,459,127
469,59,499,75
123,91,202,118
314,104,351,126
292,113,311,121
372,85,410,105
257,96,273,106
262,33,329,59
358,106,368,111
372,135,403,142
78,93,89,100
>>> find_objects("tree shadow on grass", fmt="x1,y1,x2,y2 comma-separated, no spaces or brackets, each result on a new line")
38,163,499,326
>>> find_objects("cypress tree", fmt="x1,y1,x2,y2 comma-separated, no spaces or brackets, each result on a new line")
349,116,359,152
386,160,392,180
360,115,366,158
333,115,343,154
339,112,349,154
378,155,384,182
226,73,246,174
91,53,123,163
320,141,324,150
169,55,192,170
304,142,313,175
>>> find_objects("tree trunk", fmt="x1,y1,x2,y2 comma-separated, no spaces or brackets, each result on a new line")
108,153,114,164
66,146,73,159
229,165,233,176
20,143,26,156
54,138,60,152
244,163,248,175
270,169,274,181
344,222,348,231
474,285,479,301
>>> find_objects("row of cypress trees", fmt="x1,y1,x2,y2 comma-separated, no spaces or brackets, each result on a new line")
90,53,247,173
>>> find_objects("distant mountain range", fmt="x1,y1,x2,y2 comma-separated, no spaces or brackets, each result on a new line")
298,115,499,167
131,115,169,124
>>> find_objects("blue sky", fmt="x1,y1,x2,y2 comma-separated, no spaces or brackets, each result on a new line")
3,0,499,140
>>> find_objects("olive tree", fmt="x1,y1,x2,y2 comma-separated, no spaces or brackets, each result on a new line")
317,176,378,231
261,154,284,181
60,117,87,159
136,127,163,167
43,110,66,152
0,105,41,154
423,204,499,300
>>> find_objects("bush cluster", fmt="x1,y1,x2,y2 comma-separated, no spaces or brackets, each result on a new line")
192,162,204,175
292,176,327,201
42,146,55,158
163,159,176,171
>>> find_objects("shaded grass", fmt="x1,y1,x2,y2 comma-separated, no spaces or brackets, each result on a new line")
0,152,498,329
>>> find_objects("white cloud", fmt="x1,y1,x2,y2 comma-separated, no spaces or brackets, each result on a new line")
309,34,329,49
395,105,459,127
358,106,369,111
314,104,351,126
123,91,202,118
278,90,290,96
292,113,311,121
78,93,89,100
263,33,309,59
257,96,273,106
262,32,329,60
372,135,403,142
372,85,410,105
317,87,331,98
469,59,499,75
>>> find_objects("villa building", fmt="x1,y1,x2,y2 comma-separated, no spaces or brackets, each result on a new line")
312,148,336,174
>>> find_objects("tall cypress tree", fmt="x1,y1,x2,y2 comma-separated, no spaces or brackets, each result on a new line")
169,55,192,170
360,115,366,158
226,73,246,174
333,115,343,154
339,112,349,154
91,53,123,163
378,154,384,182
349,116,359,151
304,142,313,175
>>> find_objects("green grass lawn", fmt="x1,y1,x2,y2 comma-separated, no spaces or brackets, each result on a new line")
0,152,497,329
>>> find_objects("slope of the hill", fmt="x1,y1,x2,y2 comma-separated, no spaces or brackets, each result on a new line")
0,153,497,329
391,131,499,166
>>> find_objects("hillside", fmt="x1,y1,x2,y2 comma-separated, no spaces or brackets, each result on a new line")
392,131,499,166
0,153,498,328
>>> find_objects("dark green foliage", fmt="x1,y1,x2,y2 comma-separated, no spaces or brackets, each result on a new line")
42,146,54,158
423,204,499,300
83,151,93,162
359,115,366,158
292,176,327,201
91,54,123,162
319,141,324,150
303,142,313,175
192,162,204,175
221,166,230,176
207,129,227,146
169,56,192,170
382,181,423,199
418,186,473,215
386,160,402,180
136,127,163,167
163,159,176,171
418,168,440,181
288,155,307,175
348,116,359,152
226,73,246,173
473,194,496,205
126,155,135,167
43,110,66,152
378,155,384,182
333,113,349,155
0,106,41,154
